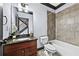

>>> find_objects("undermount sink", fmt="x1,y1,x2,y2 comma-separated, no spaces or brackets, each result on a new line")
13,38,31,42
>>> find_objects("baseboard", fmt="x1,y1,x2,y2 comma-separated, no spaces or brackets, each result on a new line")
37,46,44,50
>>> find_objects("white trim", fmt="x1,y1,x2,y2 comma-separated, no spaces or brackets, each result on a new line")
41,3,76,14
55,3,76,13
40,3,55,13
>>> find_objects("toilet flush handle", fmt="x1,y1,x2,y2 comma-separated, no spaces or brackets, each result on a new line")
48,41,53,45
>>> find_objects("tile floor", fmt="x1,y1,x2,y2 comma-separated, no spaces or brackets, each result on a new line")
37,49,61,56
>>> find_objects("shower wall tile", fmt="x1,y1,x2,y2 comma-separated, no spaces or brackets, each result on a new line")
56,4,79,46
47,11,55,40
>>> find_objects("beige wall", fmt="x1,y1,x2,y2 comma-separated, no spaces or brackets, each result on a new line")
47,11,55,40
56,4,79,46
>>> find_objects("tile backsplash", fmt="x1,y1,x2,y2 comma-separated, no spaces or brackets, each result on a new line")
47,11,55,40
56,4,79,46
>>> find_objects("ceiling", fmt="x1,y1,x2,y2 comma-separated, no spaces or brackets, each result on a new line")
41,3,65,10
50,3,61,7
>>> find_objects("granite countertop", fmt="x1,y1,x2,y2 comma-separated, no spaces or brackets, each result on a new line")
4,37,37,45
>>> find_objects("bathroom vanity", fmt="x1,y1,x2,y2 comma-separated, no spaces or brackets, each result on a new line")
3,37,37,56
3,3,35,56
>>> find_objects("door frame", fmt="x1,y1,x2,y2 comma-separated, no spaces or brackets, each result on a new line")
0,6,3,56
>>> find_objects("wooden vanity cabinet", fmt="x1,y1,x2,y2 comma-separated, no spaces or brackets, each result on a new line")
3,39,37,56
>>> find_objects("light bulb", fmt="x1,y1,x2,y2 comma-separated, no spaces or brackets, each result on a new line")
24,9,28,12
18,8,22,11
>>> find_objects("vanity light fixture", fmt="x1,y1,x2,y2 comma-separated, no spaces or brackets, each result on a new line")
18,3,28,13
18,8,22,11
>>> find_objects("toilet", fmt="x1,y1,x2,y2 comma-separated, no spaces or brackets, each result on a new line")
40,36,56,55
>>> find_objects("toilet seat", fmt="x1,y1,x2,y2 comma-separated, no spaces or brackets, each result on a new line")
44,44,56,53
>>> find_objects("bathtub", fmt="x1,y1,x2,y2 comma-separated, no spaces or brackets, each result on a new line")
50,40,79,56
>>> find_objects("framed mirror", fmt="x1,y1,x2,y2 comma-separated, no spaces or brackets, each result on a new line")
11,3,33,38
16,17,29,35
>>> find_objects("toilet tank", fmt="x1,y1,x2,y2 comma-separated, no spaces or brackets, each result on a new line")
40,36,48,45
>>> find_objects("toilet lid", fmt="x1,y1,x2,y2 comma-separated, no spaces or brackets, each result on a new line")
44,44,56,51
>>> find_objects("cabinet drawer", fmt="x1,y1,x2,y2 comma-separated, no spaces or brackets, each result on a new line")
18,40,37,49
4,42,30,50
29,40,37,46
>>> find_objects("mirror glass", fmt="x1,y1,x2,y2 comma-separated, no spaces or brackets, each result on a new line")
11,3,33,38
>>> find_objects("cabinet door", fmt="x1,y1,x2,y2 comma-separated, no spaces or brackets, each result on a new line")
29,47,37,56
15,48,25,56
25,48,30,56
